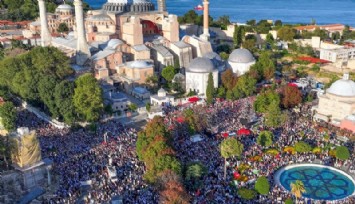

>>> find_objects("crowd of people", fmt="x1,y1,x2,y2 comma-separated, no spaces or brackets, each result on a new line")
14,94,355,203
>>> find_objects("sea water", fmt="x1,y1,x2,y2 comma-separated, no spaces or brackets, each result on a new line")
85,0,355,26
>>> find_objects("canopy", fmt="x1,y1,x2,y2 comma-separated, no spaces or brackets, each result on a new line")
237,128,251,135
188,96,200,103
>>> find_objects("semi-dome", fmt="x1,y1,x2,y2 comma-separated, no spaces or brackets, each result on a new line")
228,49,255,63
129,60,151,68
106,39,124,50
88,13,113,21
186,57,216,73
56,4,73,11
327,74,355,97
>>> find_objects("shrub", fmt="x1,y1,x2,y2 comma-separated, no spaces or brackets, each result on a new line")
294,141,312,153
284,146,296,154
312,147,322,154
265,148,279,156
255,176,270,195
335,146,350,161
237,188,257,200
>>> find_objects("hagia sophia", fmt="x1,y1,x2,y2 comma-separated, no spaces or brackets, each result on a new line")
30,0,255,97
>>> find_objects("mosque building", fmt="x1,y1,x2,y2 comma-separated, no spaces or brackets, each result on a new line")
228,48,256,75
313,73,355,132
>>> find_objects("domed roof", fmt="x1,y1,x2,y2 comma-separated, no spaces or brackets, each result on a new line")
106,39,124,50
228,49,255,63
129,60,151,68
107,0,151,4
56,4,73,11
203,52,222,61
327,74,355,97
186,57,216,73
88,13,113,21
157,88,167,97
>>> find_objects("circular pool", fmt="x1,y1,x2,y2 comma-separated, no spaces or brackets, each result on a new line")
275,164,355,201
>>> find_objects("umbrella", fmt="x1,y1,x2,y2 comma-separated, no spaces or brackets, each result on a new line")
237,128,251,135
188,96,200,103
287,83,298,87
233,172,241,179
176,117,185,123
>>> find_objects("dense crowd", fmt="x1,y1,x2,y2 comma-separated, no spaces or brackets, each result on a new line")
165,98,355,204
15,95,355,203
16,110,158,204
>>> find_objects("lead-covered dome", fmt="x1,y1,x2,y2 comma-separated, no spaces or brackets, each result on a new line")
327,74,355,97
186,57,216,73
103,0,154,13
228,48,255,63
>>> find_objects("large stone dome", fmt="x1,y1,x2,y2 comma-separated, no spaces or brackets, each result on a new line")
228,49,255,63
327,74,355,97
103,0,154,13
186,57,216,73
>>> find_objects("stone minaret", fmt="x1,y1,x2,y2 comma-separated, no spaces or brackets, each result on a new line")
38,0,52,46
200,0,210,41
158,0,166,12
74,0,91,66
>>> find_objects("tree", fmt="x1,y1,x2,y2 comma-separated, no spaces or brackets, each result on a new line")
0,102,17,132
145,103,151,112
255,176,270,195
73,74,103,122
237,188,257,200
232,74,257,99
294,141,312,153
221,68,237,90
216,87,226,98
57,23,69,33
158,170,190,204
290,180,306,204
335,146,350,161
266,33,275,45
264,101,286,128
254,90,280,113
161,65,176,83
246,19,256,26
54,80,76,124
220,138,244,180
278,27,296,42
282,86,302,108
128,103,138,112
219,52,229,60
242,38,256,52
38,76,59,117
257,131,273,147
234,26,245,47
274,20,283,27
206,73,214,104
185,162,207,190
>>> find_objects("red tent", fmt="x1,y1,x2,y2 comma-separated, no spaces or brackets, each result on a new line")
287,83,298,87
176,117,185,123
233,172,241,179
188,97,200,103
222,132,229,138
237,128,252,135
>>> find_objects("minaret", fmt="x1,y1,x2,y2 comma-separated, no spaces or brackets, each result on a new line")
38,0,52,46
74,0,91,66
200,0,210,41
158,0,166,12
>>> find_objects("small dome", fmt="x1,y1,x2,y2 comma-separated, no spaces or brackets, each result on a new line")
56,4,73,11
186,57,216,73
327,74,355,97
228,49,255,63
88,13,113,22
157,88,167,97
106,39,124,50
129,60,151,68
203,52,222,61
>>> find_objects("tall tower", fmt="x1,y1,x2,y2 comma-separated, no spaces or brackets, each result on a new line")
74,0,91,66
200,0,210,41
158,0,166,12
38,0,52,46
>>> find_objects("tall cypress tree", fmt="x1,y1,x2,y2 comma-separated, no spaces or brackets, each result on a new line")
206,73,214,105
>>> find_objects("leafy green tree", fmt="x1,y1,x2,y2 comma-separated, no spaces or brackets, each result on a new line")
161,65,176,83
145,102,151,112
38,76,59,117
274,20,283,27
264,101,286,128
335,146,350,161
266,33,275,45
246,19,256,26
277,27,296,41
237,188,257,200
0,102,17,132
294,141,312,153
185,162,207,190
254,90,280,113
255,176,270,195
73,74,103,122
54,80,76,124
256,131,273,147
234,26,245,48
282,86,302,108
128,103,138,112
220,137,244,180
206,73,214,104
232,74,257,99
219,52,229,60
57,23,69,33
217,87,226,98
242,38,256,52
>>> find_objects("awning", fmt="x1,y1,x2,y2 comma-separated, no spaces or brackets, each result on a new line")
188,96,200,103
237,128,252,135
